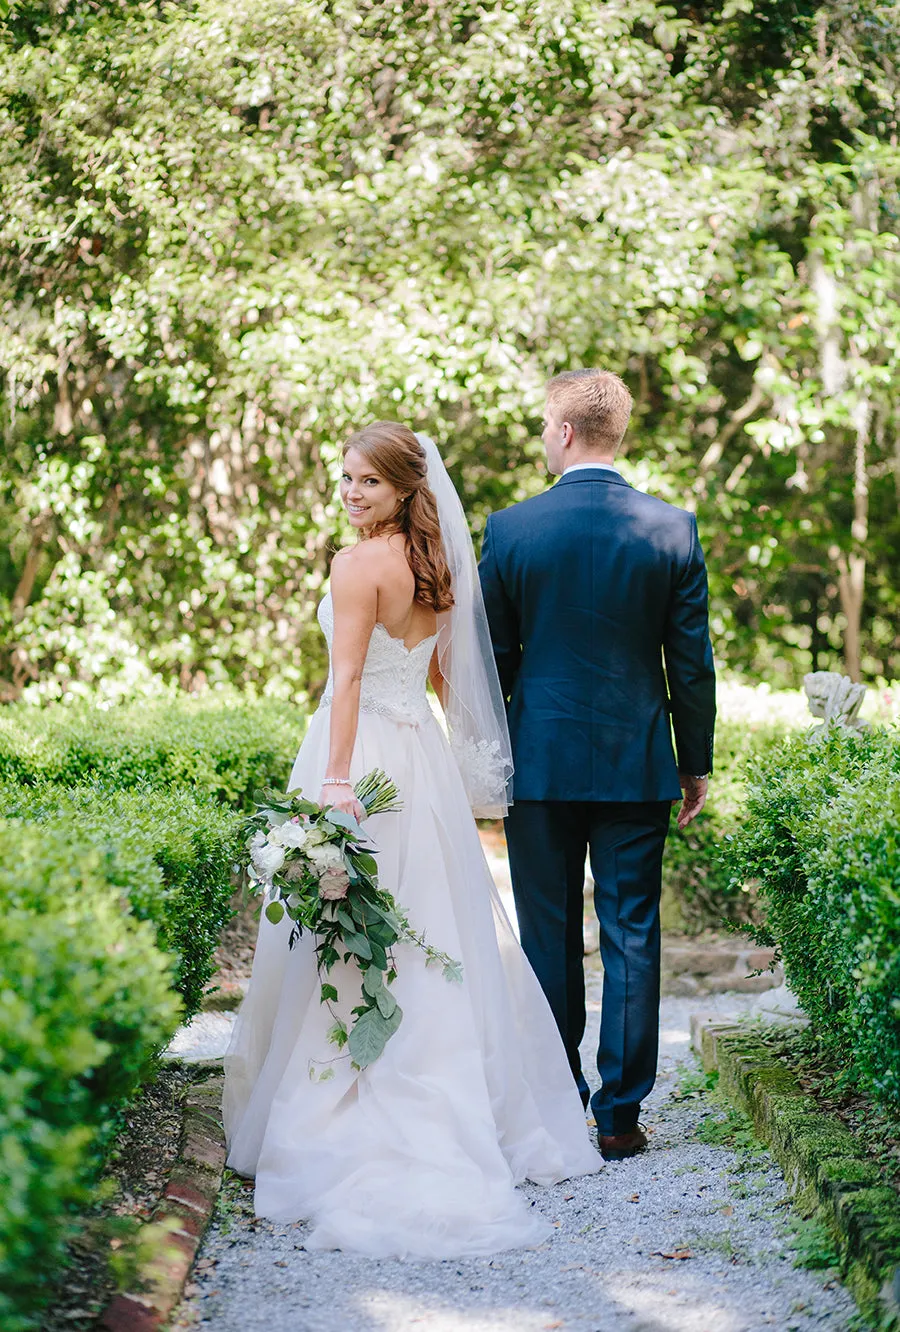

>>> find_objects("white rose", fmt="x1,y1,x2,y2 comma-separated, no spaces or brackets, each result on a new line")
251,839,286,879
271,822,308,850
307,842,345,874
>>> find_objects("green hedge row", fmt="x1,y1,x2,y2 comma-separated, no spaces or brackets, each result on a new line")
726,725,900,1107
0,695,304,1326
0,782,242,1019
0,695,301,807
0,823,181,1332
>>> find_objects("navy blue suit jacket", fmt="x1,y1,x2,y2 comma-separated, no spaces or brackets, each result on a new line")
478,469,716,803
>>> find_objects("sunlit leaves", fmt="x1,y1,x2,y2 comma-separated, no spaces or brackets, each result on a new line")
0,0,898,695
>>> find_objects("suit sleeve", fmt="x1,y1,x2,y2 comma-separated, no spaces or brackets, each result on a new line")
662,514,717,775
478,515,521,703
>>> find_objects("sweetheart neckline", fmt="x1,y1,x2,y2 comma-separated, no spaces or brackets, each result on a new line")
318,594,437,655
372,622,438,655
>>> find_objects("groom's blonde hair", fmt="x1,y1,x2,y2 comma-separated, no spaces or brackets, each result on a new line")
545,369,633,453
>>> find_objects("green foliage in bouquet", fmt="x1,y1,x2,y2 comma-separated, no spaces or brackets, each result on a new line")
241,771,461,1069
0,821,180,1331
725,725,900,1108
0,780,241,1018
0,696,300,808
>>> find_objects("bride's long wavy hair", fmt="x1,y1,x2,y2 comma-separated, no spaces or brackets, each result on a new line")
342,422,455,613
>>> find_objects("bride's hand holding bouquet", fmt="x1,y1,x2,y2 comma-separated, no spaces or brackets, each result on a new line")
238,769,461,1071
318,776,365,823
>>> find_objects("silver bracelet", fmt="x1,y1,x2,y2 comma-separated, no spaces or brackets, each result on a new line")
322,777,351,786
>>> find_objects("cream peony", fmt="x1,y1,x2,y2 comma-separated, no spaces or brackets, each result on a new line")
307,841,345,874
251,838,286,879
271,821,309,850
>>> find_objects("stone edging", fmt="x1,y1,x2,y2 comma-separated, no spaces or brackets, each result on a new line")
691,1015,900,1331
100,1072,226,1332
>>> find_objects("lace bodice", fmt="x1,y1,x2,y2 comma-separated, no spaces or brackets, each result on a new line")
317,592,437,726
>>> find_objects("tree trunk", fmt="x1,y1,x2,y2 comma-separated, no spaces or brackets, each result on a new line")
835,401,870,682
11,518,49,622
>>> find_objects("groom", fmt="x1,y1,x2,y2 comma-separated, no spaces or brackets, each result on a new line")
479,369,716,1161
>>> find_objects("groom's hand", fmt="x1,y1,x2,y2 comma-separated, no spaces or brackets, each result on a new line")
675,774,708,830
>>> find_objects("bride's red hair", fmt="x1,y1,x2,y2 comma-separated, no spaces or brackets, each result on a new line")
342,422,454,614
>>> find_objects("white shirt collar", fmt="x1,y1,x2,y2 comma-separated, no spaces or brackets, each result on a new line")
562,462,621,476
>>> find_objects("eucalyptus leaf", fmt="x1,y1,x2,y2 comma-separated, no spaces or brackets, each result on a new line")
348,1005,402,1069
364,899,404,934
375,987,399,1020
326,808,365,839
265,900,285,924
361,966,384,998
343,932,373,961
368,940,388,971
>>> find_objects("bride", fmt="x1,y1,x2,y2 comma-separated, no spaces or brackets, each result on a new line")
223,422,602,1258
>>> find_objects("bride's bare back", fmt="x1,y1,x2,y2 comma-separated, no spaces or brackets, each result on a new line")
367,533,438,649
321,534,439,818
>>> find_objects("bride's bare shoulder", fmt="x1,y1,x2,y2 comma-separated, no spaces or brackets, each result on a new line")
331,537,407,588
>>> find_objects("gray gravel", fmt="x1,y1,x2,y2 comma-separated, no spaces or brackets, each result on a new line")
172,972,857,1332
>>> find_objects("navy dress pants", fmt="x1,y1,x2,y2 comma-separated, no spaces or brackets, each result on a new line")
504,799,670,1135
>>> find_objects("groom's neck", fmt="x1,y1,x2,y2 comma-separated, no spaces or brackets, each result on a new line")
563,451,618,468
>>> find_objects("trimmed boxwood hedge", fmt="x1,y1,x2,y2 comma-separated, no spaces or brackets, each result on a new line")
0,781,242,1020
0,822,181,1331
0,696,303,1325
0,695,301,807
726,725,900,1108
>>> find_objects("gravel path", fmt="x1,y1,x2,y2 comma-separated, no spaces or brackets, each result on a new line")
172,837,857,1332
173,966,857,1332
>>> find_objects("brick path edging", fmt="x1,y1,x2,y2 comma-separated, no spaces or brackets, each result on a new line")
101,1072,226,1332
691,1015,900,1330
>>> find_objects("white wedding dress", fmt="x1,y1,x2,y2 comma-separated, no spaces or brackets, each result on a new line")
223,592,602,1258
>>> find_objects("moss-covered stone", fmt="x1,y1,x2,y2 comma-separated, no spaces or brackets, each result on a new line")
733,1057,782,1099
836,1189,900,1264
792,1124,862,1177
746,1064,802,1099
816,1156,882,1195
693,1015,900,1330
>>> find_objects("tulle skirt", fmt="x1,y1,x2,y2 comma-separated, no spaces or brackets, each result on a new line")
223,705,602,1258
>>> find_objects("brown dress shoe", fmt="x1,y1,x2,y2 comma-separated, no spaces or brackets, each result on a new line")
598,1127,648,1161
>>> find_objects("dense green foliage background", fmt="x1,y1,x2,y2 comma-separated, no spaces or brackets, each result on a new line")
1,0,898,702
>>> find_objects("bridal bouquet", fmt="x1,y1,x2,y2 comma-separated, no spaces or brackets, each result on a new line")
240,770,461,1070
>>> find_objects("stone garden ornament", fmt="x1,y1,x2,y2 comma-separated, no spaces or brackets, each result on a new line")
803,671,868,733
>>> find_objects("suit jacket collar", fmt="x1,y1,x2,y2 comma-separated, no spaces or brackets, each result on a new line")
554,468,632,490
